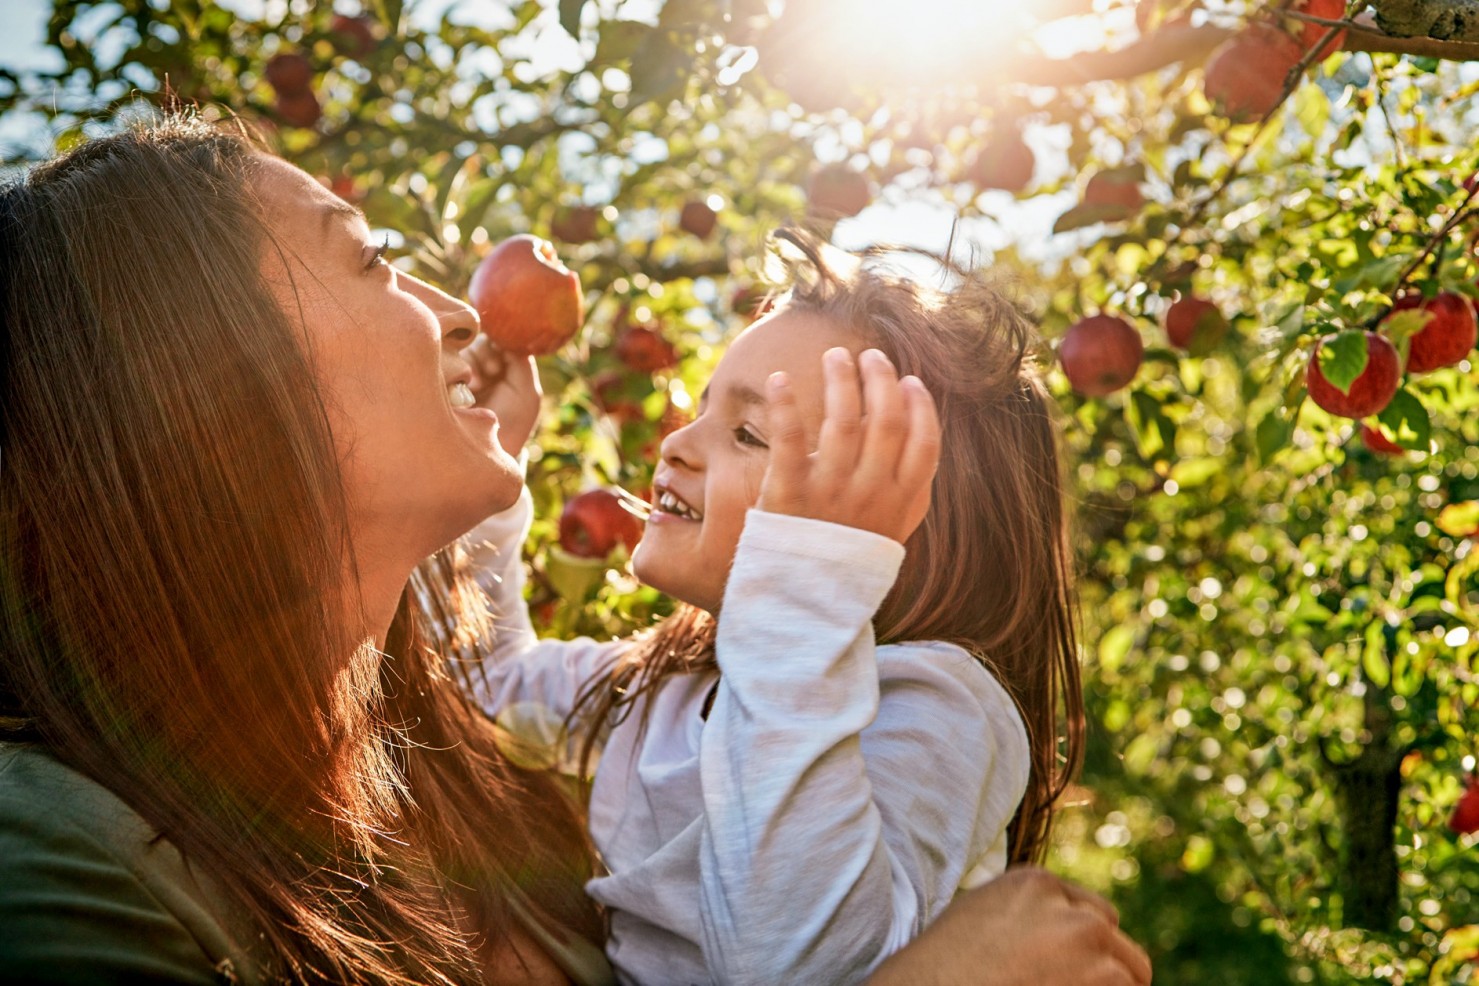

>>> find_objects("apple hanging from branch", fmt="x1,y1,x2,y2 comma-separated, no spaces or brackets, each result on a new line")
1383,291,1477,373
1305,331,1400,418
559,489,644,560
1059,314,1144,397
468,235,585,357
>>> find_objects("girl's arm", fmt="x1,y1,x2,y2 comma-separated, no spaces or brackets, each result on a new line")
695,510,1029,986
459,484,627,723
458,343,626,722
697,349,1025,983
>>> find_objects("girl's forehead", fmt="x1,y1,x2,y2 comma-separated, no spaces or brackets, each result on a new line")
723,309,861,375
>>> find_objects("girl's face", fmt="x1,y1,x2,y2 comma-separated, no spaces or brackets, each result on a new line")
252,156,522,568
632,309,861,613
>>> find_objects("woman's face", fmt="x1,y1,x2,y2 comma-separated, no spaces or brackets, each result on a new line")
253,156,521,566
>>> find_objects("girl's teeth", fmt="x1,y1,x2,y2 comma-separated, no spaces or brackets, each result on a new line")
658,491,700,520
449,382,476,408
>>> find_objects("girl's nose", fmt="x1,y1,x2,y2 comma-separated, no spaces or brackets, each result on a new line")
659,419,702,471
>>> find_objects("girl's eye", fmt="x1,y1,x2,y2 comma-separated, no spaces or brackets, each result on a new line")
363,235,391,272
734,426,768,449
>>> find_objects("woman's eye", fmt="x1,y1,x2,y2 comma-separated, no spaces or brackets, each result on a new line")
734,426,768,449
363,236,392,272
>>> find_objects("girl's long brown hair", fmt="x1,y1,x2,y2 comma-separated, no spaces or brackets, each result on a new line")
575,230,1085,865
0,116,600,983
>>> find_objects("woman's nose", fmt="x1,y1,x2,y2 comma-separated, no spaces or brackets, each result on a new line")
402,272,480,349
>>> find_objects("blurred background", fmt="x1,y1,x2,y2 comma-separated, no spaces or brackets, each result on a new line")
3,1,1478,982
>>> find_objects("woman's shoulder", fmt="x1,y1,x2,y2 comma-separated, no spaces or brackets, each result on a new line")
0,742,262,985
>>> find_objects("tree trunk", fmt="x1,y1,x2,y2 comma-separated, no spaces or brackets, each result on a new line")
1373,0,1479,41
1331,748,1402,930
1327,687,1403,932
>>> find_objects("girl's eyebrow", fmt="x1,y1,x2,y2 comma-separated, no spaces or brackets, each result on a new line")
701,383,766,409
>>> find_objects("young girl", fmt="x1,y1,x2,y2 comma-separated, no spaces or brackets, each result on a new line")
464,233,1085,985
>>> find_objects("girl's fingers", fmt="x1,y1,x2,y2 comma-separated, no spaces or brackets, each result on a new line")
857,349,907,481
815,347,863,479
895,375,941,495
758,371,808,514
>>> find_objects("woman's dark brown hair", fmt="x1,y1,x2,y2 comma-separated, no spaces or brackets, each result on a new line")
576,230,1085,865
0,115,600,983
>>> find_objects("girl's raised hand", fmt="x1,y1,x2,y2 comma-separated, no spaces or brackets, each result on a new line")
758,347,940,545
465,334,542,458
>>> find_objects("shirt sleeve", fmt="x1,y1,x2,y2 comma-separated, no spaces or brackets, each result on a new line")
460,484,628,725
696,509,1028,986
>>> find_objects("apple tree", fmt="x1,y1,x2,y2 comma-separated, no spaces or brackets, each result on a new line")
3,0,1477,981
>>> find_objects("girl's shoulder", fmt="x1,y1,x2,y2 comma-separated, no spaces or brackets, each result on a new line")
873,641,1031,745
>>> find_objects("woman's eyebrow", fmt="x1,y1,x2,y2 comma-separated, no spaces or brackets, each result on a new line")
318,198,367,235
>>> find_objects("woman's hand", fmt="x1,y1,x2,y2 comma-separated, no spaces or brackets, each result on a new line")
465,336,542,459
758,347,939,545
867,868,1153,986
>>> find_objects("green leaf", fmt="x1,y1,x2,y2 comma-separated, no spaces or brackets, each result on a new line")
1331,254,1405,293
1170,457,1222,489
1098,623,1136,672
559,0,588,38
1362,623,1390,688
1256,412,1294,462
1436,501,1479,538
1293,82,1330,140
1316,330,1370,395
1053,202,1137,233
371,0,403,31
1125,391,1166,459
594,20,655,64
1375,388,1430,451
1380,307,1432,348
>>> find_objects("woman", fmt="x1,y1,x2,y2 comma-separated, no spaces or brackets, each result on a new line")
0,116,1149,985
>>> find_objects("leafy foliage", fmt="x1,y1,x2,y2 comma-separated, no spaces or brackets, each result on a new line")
4,1,1478,982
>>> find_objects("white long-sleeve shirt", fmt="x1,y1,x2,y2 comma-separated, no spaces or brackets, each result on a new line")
464,489,1030,986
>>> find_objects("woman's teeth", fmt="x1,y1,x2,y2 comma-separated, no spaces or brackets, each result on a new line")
657,490,702,521
449,382,476,408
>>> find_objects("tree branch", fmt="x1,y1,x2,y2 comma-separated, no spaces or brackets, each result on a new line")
1009,15,1479,90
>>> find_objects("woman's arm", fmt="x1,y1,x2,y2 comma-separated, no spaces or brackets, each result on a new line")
866,868,1153,986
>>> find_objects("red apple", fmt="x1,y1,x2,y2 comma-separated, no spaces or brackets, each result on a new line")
1164,295,1229,351
1360,423,1405,456
275,90,322,129
1291,0,1346,57
1385,292,1477,373
559,489,644,560
1306,331,1400,418
968,131,1035,194
616,324,680,373
265,52,313,94
731,282,775,322
1203,25,1305,122
806,165,871,220
1450,774,1479,835
328,174,363,205
550,205,600,245
1083,170,1144,214
679,200,719,240
329,14,378,60
1059,315,1144,396
468,235,585,356
591,370,644,425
